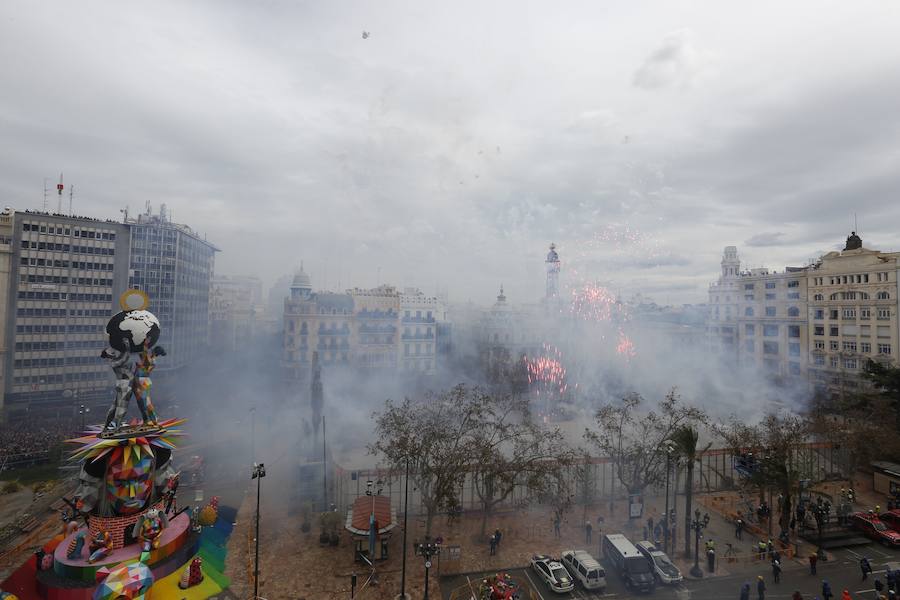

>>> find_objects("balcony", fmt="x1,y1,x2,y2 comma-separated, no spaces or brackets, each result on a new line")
401,315,436,324
401,332,435,340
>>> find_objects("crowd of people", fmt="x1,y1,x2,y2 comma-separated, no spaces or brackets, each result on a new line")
0,420,79,468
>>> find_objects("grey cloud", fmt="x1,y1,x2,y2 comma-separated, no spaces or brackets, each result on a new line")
633,29,708,90
745,232,786,247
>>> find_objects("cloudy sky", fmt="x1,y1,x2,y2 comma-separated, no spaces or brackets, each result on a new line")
2,1,900,305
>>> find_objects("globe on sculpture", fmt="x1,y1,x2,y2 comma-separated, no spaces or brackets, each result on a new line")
106,310,161,353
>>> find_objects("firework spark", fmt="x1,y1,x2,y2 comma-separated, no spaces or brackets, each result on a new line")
616,330,636,360
525,344,568,395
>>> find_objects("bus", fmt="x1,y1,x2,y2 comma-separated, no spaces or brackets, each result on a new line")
602,533,655,593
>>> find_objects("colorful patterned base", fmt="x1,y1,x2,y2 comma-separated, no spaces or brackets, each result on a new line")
51,512,191,584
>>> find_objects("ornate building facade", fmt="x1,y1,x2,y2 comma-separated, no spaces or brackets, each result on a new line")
806,232,899,397
707,232,900,397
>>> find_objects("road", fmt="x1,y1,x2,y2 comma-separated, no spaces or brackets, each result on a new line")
442,544,900,599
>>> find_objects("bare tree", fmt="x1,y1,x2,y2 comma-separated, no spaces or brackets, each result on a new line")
584,389,706,498
716,411,808,540
369,385,490,537
469,394,574,537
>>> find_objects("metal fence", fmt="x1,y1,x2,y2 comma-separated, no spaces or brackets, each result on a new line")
331,442,843,517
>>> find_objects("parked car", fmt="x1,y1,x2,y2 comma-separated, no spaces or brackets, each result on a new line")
636,541,683,584
850,512,900,546
879,510,900,532
560,549,606,590
602,534,655,593
530,555,575,593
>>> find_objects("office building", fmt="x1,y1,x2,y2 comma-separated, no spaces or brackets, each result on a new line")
3,210,131,418
126,206,218,372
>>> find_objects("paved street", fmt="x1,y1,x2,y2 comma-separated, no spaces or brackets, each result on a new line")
442,543,900,599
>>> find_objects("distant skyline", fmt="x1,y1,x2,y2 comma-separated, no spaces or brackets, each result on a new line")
3,1,900,306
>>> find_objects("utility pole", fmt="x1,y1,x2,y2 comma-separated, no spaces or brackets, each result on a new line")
323,415,327,511
251,463,266,600
399,458,410,600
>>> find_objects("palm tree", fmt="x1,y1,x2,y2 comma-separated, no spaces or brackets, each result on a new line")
670,425,710,559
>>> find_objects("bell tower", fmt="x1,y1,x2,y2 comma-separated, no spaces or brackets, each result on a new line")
721,246,740,281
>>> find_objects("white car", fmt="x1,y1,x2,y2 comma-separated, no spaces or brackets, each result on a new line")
530,554,575,593
636,541,683,584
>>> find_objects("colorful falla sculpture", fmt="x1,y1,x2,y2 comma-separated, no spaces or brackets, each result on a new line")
30,290,204,600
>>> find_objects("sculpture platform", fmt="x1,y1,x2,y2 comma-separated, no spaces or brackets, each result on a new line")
51,512,192,584
97,423,165,440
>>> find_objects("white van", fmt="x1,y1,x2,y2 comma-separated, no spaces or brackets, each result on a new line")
560,549,606,591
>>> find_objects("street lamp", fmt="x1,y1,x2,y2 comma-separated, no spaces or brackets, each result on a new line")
689,509,710,578
418,541,441,600
78,403,88,431
251,462,266,600
399,458,410,600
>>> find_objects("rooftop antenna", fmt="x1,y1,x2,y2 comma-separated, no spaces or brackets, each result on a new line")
43,178,49,210
57,173,64,213
854,212,858,235
68,185,74,216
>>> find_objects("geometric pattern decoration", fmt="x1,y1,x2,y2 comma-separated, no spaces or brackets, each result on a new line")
92,562,153,600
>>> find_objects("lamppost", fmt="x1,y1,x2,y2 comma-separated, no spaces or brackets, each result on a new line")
419,541,440,600
689,509,710,578
251,462,266,600
398,458,410,600
662,441,675,554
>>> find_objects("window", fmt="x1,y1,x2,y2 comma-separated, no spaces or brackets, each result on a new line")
787,292,800,299
745,324,755,335
877,291,891,300
765,306,776,317
814,309,824,319
843,308,856,319
830,340,839,351
830,356,840,368
830,309,839,320
765,293,776,300
745,295,754,301
814,325,825,336
814,340,825,350
787,280,799,288
789,343,801,356
814,294,824,301
745,307,754,316
789,362,801,375
861,342,871,353
744,340,754,353
763,341,779,355
788,325,800,338
861,308,871,319
764,324,779,336
814,355,825,366
744,283,754,290
842,341,856,352
788,306,800,317
830,326,839,336
766,282,776,289
878,308,891,320
843,358,858,370
879,344,892,355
